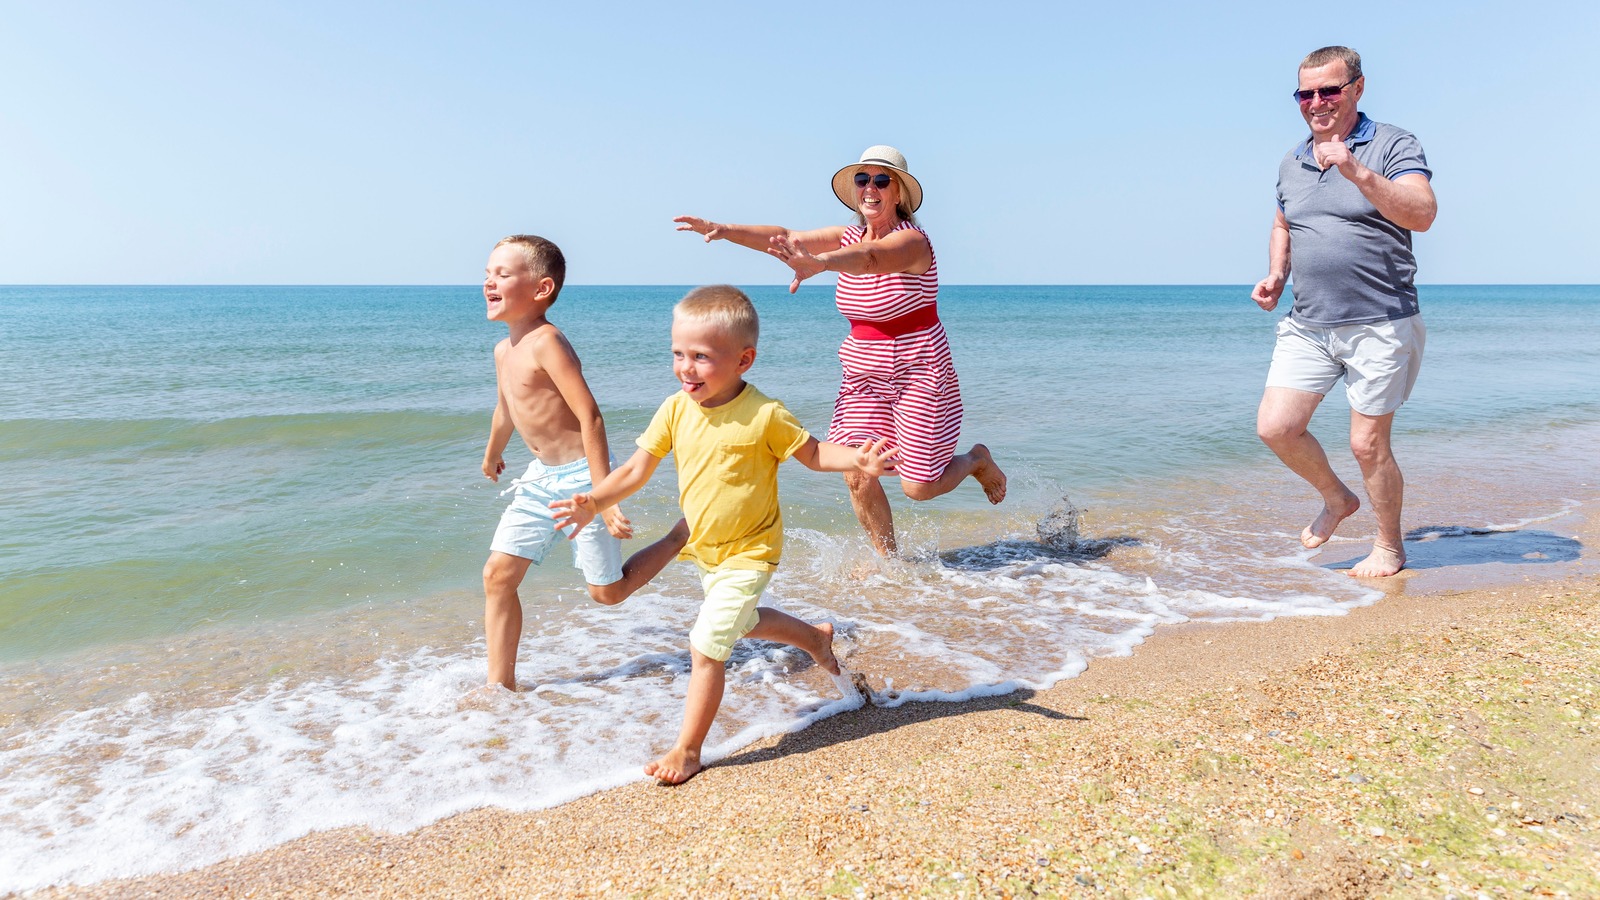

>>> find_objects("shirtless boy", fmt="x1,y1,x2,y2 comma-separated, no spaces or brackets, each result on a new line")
480,234,686,691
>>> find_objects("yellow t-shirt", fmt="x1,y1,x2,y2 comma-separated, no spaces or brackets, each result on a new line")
637,383,810,571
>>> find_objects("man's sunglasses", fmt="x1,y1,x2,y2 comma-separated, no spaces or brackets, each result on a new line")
1293,78,1357,103
854,173,894,189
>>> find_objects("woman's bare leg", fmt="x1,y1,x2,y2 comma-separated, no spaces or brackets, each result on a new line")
900,444,1006,504
843,470,897,556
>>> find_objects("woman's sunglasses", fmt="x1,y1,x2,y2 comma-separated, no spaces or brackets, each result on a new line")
854,173,894,189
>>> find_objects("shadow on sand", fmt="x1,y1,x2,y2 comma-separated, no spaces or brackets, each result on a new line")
711,688,1085,773
1324,525,1583,572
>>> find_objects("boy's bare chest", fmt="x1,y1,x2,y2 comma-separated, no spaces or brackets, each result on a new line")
503,361,555,401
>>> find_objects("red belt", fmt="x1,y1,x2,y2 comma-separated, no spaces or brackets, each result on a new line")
847,305,940,340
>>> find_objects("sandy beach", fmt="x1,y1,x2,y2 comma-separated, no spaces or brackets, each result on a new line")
29,510,1596,900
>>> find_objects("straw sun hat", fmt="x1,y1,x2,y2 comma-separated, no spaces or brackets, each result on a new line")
831,145,924,214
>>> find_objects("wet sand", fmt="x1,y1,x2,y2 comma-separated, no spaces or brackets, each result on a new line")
28,525,1600,899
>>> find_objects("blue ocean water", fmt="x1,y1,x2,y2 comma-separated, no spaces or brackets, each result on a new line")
1,283,1596,890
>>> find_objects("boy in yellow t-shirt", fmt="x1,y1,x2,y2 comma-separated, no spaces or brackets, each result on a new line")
552,285,896,784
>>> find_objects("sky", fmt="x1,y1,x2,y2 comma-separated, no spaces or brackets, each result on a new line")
3,1,1596,285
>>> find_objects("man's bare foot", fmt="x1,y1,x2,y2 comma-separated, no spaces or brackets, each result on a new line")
809,622,841,676
970,444,1007,504
1349,542,1406,578
644,747,702,785
1300,492,1360,549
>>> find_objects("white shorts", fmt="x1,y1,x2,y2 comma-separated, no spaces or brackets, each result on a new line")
490,458,623,586
1266,314,1426,416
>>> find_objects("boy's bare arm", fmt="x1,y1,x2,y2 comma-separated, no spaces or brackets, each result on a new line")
482,361,515,482
551,448,662,538
790,436,898,476
535,329,634,538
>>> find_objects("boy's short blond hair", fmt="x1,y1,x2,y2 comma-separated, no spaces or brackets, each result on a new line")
494,234,566,302
675,285,759,348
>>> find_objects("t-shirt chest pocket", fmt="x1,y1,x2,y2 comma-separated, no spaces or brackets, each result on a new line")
714,440,760,484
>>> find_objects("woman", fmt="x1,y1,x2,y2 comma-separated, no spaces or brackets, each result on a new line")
674,145,1005,556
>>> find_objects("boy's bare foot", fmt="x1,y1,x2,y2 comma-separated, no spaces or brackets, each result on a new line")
970,444,1007,504
809,621,841,676
457,683,514,711
644,747,702,785
1349,542,1406,578
1300,492,1360,549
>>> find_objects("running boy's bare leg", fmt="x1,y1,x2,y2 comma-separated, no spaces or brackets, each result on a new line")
644,648,723,785
588,519,690,606
482,551,534,690
1256,387,1362,548
745,611,839,676
645,611,838,785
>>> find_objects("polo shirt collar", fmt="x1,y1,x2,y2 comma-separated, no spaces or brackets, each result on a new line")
1294,113,1375,160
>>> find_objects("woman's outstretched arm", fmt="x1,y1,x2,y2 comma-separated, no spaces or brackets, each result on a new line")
674,216,844,255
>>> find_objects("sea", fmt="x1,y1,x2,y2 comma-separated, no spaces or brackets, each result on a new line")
1,283,1596,891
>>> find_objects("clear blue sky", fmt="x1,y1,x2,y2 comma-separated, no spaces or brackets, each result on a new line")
3,1,1595,285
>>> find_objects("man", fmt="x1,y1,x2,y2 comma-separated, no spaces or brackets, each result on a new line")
1251,46,1437,578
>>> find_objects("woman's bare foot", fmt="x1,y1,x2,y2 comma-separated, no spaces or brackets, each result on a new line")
809,622,840,676
644,747,702,785
970,444,1007,504
1300,492,1360,548
1349,542,1406,578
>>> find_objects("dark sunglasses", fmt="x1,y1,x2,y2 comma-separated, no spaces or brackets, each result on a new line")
854,173,894,189
1293,77,1357,103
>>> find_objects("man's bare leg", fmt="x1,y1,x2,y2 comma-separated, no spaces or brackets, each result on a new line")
1257,387,1361,548
1347,409,1406,577
901,444,1007,505
482,551,534,690
588,519,690,606
844,471,897,556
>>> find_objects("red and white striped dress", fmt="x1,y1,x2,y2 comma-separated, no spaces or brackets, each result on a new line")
828,221,962,484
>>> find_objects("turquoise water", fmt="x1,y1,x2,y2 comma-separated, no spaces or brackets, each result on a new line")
1,284,1596,889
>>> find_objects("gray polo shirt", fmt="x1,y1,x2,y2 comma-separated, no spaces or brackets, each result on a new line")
1276,113,1432,326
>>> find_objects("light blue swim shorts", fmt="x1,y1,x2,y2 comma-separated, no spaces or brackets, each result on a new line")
1266,314,1426,416
490,458,623,586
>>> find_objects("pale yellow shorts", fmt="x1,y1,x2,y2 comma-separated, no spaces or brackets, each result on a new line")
689,566,772,662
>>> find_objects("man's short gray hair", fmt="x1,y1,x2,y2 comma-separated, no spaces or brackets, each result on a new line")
1301,46,1362,81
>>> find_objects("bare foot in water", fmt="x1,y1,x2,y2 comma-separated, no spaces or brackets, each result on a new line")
1349,543,1406,578
1301,492,1360,549
456,683,515,711
809,622,841,676
644,747,702,785
970,444,1007,504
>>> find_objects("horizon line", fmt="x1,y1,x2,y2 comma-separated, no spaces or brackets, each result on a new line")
4,282,1598,289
